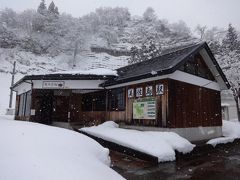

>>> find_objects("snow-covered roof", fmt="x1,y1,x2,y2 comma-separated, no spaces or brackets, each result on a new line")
51,68,118,76
103,42,230,90
12,68,118,89
81,121,195,163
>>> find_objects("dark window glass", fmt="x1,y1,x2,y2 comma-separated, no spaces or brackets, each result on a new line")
25,91,31,116
82,94,93,111
18,93,26,116
108,88,125,111
94,92,106,111
82,91,106,111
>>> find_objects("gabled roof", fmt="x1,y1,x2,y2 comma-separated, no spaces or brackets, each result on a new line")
103,42,230,89
12,73,116,89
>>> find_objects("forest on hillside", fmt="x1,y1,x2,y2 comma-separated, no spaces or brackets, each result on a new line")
0,0,239,117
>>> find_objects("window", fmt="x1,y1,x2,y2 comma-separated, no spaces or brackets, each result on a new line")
25,91,31,116
18,93,25,116
108,88,125,111
93,92,106,111
82,94,93,111
82,91,106,111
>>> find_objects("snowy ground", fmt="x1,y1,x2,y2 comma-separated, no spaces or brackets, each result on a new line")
81,121,195,162
0,118,124,180
207,120,240,147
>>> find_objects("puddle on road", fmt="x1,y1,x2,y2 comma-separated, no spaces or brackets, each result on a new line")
110,142,240,180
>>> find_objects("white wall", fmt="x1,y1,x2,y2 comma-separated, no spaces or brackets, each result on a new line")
32,79,105,90
221,91,238,120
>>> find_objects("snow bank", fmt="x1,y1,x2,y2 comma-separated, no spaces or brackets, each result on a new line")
222,120,240,138
0,119,124,180
81,121,195,162
207,137,235,147
207,120,240,147
52,68,118,76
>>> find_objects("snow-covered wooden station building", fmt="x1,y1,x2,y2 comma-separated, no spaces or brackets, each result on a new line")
12,42,230,141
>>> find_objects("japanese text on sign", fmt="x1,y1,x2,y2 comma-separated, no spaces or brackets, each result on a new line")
156,84,164,95
42,81,65,89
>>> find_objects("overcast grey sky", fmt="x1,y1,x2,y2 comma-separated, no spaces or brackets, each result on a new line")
1,0,240,30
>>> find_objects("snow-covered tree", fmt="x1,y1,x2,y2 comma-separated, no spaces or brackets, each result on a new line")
94,7,130,27
54,7,59,15
48,1,59,16
0,8,18,28
48,2,55,13
18,10,36,34
99,26,118,47
32,13,46,32
129,41,162,64
195,24,207,40
222,24,239,53
171,20,191,38
143,7,157,22
37,0,47,16
0,25,18,48
216,23,240,121
218,52,240,121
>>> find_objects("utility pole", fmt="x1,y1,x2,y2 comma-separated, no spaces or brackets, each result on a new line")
72,40,79,69
9,61,16,108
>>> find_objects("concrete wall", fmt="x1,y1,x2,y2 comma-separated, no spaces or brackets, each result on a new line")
221,91,238,120
121,125,222,142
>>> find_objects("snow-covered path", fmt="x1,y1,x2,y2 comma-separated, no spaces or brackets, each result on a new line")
0,119,124,180
81,121,195,162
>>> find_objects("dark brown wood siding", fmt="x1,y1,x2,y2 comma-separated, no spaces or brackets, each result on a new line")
124,79,168,127
168,79,222,128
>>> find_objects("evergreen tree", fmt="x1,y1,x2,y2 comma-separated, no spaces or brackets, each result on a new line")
129,46,140,63
148,41,161,59
48,1,55,14
54,7,59,15
222,24,239,52
143,7,157,22
37,0,47,15
129,42,162,64
48,1,59,16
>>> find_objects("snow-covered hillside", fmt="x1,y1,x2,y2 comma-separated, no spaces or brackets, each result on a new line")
0,47,129,75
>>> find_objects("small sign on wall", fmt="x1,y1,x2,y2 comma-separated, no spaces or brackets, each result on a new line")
30,109,35,116
136,87,143,97
42,81,65,89
128,88,134,98
156,84,164,95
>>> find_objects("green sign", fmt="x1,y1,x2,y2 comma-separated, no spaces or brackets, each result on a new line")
133,98,156,119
